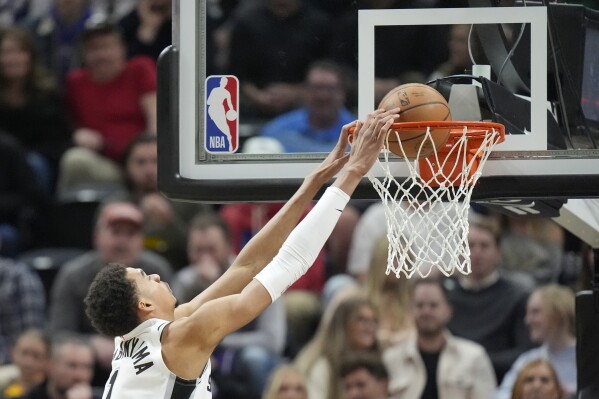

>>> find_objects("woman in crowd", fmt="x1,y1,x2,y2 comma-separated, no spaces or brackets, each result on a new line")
294,295,379,399
496,284,576,399
0,26,71,193
511,359,564,399
262,365,308,399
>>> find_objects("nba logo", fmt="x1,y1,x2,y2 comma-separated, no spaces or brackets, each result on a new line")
205,75,239,153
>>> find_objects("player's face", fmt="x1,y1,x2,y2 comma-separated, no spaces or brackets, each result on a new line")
467,225,501,280
127,142,158,193
520,363,561,399
525,291,550,344
128,267,176,311
276,371,307,399
347,305,378,350
411,283,451,337
343,369,388,399
0,36,31,82
50,344,94,395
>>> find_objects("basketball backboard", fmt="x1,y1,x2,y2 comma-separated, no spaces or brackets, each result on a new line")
158,1,599,211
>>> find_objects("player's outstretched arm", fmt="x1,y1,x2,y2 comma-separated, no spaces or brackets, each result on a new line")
174,121,355,319
162,109,398,379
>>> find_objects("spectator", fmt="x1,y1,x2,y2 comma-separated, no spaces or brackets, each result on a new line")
228,0,329,118
48,201,172,384
511,359,564,399
0,26,72,193
0,133,46,257
0,329,50,398
110,134,212,269
0,258,45,364
23,335,101,399
171,213,235,303
364,236,413,350
446,211,533,381
118,0,172,60
384,278,496,399
295,295,379,399
27,0,94,85
58,20,157,193
260,60,355,153
340,352,390,399
261,364,308,399
172,213,285,399
428,24,473,81
495,284,576,399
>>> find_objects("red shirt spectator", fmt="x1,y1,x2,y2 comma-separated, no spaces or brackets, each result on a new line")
66,55,156,161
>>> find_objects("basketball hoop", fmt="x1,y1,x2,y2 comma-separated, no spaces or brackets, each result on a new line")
366,121,505,278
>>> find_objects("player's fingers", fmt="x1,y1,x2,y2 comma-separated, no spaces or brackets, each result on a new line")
341,120,358,146
377,117,395,146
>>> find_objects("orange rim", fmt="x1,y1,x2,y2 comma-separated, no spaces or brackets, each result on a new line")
348,121,505,144
389,121,505,142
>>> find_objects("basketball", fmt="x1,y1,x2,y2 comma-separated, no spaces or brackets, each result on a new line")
378,83,452,159
226,109,237,121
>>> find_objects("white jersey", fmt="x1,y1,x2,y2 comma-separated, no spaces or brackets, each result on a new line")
102,319,212,399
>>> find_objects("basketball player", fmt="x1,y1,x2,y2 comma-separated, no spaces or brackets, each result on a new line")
206,77,235,150
84,108,400,399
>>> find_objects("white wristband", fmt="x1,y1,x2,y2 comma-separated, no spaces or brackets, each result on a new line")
255,187,350,301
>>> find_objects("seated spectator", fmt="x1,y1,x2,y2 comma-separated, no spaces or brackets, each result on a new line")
228,0,329,118
0,133,46,257
295,295,379,399
428,24,473,81
384,278,496,399
261,364,308,399
447,211,533,381
48,201,172,384
27,0,94,85
260,60,356,153
23,334,102,399
58,20,157,193
340,352,390,399
171,213,235,303
0,329,50,398
495,284,576,399
110,134,213,269
0,258,45,364
511,359,564,399
0,26,72,193
118,0,172,60
172,213,286,399
364,236,413,350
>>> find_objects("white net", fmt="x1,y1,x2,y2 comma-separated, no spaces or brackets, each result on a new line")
367,124,503,278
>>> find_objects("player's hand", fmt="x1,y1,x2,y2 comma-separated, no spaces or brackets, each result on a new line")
309,121,356,185
346,108,399,176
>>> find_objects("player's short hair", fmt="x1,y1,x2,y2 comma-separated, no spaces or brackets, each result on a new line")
339,352,388,380
84,263,140,337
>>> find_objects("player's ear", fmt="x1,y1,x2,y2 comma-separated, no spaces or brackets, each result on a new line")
137,300,154,313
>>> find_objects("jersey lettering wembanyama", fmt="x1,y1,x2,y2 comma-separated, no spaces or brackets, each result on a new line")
102,318,212,399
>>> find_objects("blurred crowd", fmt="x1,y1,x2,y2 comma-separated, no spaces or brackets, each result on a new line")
0,1,596,399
